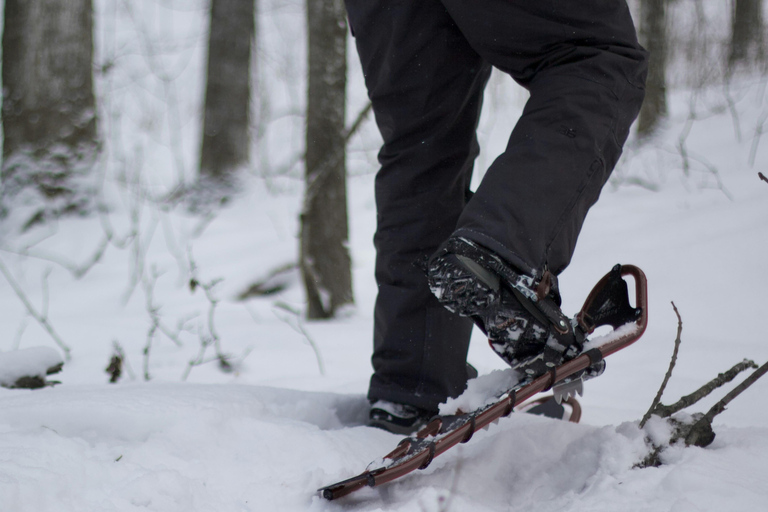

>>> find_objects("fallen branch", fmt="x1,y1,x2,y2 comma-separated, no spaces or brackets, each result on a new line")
652,359,758,418
637,303,768,466
686,359,768,446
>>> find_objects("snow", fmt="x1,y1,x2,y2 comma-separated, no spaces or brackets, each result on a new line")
440,368,520,415
1,1,768,510
0,347,63,387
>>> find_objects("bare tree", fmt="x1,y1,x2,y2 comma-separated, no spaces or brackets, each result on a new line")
1,0,98,230
197,0,256,201
637,0,669,138
300,0,353,319
728,0,765,70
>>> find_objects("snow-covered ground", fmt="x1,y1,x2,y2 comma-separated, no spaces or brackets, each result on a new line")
2,2,768,511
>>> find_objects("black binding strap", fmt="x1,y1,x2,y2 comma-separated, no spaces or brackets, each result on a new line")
545,367,558,391
585,348,603,366
418,442,437,470
461,416,477,444
503,390,516,416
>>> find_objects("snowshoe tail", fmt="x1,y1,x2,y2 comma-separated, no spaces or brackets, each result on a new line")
319,264,647,501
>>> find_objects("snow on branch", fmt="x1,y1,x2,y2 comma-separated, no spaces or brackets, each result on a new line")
0,347,64,389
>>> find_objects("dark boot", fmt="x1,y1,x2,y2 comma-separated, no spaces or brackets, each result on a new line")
426,237,604,381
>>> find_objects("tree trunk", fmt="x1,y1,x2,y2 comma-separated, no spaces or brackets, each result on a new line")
300,0,353,319
199,0,255,189
637,0,668,139
1,0,98,229
728,0,765,69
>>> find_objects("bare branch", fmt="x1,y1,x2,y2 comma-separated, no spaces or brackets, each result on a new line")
653,359,758,418
682,359,768,447
701,359,768,424
0,257,71,360
343,102,373,144
640,301,683,428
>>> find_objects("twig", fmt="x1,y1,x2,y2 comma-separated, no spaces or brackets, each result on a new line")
700,359,768,424
343,102,373,144
0,256,72,361
273,301,325,376
652,359,758,418
640,302,683,428
683,359,768,447
140,268,185,380
188,250,225,357
143,322,158,381
182,248,231,380
181,333,213,381
12,318,28,350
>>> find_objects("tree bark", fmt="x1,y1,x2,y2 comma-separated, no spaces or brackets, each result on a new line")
199,0,255,187
728,0,765,70
637,0,668,139
1,0,98,228
300,0,353,319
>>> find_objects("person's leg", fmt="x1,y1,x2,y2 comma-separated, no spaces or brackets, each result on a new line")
423,0,647,376
344,0,492,411
442,0,648,277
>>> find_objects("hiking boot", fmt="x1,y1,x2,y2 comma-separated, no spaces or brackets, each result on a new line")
369,400,435,435
426,237,582,380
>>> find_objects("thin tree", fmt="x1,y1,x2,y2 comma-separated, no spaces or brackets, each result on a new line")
1,0,98,230
637,0,668,139
300,0,353,319
728,0,765,70
198,0,255,199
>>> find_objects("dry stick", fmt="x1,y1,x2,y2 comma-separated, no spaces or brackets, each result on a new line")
700,359,768,424
273,301,325,376
639,302,684,428
652,359,758,418
271,102,373,180
343,102,373,144
684,359,768,447
0,257,72,361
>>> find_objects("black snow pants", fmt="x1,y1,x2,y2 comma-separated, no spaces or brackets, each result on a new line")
344,0,648,412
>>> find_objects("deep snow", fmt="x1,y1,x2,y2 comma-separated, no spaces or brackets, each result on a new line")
1,1,768,511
